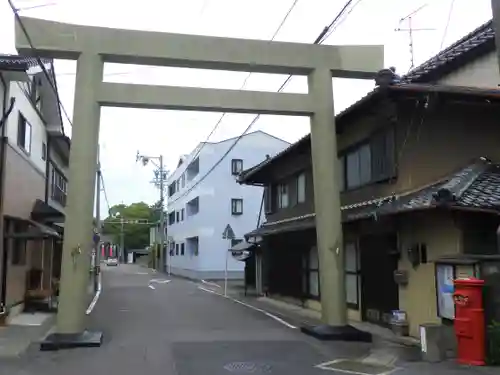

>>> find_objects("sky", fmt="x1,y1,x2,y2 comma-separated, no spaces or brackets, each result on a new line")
0,0,494,217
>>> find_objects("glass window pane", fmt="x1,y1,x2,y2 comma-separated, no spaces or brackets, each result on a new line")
345,242,358,272
346,151,360,189
282,185,289,207
359,144,372,184
338,157,345,192
297,173,306,202
309,246,319,269
309,271,320,297
346,274,358,305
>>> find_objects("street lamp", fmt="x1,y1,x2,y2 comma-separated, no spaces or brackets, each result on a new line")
136,151,169,274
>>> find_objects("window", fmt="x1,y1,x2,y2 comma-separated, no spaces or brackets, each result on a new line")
338,157,345,192
302,246,320,298
180,243,185,256
297,173,306,203
168,212,175,225
345,242,361,309
181,173,186,188
277,184,289,209
231,159,243,175
346,144,371,189
17,113,32,153
11,221,27,266
169,242,175,256
231,198,243,215
342,128,396,190
264,186,273,214
175,243,179,256
42,142,47,161
51,166,67,206
168,183,176,197
176,211,180,222
181,209,185,221
231,238,243,247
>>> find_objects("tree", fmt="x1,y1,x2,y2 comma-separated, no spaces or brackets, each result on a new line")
149,199,167,223
102,202,158,250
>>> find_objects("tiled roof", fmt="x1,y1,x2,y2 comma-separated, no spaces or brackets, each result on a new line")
245,159,500,237
343,158,500,222
0,55,52,71
238,19,496,183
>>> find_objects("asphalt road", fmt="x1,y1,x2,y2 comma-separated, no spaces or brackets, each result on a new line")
0,265,496,375
0,265,370,375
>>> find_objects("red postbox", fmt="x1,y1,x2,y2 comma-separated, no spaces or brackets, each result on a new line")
453,277,485,366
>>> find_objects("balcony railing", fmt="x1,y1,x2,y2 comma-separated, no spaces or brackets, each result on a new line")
51,184,67,207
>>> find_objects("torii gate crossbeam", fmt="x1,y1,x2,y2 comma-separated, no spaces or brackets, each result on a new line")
15,16,383,349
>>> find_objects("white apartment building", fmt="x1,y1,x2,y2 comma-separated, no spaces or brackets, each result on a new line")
165,131,289,280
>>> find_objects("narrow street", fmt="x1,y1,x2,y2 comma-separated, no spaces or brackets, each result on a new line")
0,265,495,375
0,265,367,375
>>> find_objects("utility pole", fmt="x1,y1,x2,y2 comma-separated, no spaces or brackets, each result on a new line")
136,151,169,274
95,161,101,291
491,0,500,75
158,155,167,275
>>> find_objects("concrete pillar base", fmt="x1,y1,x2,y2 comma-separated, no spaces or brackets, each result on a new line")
301,324,372,342
40,330,103,351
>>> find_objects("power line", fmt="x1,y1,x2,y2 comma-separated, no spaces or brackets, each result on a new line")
317,0,356,44
100,172,112,214
321,0,363,43
440,0,455,50
188,0,301,164
169,0,358,206
7,0,72,135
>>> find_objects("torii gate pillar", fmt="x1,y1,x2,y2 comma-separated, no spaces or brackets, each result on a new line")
15,17,383,349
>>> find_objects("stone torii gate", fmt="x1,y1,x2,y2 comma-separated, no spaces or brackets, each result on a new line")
15,16,383,348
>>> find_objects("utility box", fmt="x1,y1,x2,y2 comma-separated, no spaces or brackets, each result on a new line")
420,323,445,362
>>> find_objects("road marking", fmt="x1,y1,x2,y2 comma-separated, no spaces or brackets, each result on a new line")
197,286,297,329
315,359,400,375
150,279,171,284
136,272,149,275
148,284,156,290
201,279,221,288
86,272,102,315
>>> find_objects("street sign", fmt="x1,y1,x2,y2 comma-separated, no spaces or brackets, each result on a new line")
222,224,235,240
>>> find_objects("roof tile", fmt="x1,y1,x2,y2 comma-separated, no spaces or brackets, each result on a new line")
239,19,497,182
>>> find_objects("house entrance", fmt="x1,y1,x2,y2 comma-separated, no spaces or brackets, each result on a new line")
359,233,399,327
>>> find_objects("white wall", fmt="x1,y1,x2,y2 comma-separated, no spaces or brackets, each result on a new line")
166,131,289,279
438,51,500,88
5,81,47,174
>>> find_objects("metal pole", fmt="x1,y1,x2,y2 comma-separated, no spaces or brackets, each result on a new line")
159,155,166,274
95,163,101,291
224,243,229,297
120,217,124,264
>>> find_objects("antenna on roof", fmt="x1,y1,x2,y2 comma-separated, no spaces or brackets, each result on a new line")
395,4,436,70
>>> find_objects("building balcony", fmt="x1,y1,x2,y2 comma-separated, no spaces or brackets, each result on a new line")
50,183,66,208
